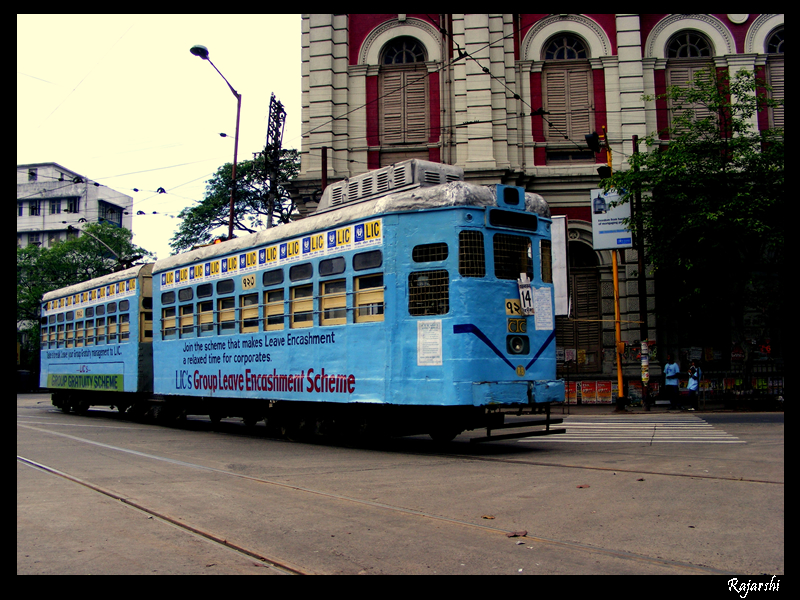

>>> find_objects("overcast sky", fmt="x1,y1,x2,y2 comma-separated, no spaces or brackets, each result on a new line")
17,14,302,260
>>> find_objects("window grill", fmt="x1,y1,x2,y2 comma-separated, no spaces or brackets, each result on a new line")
459,231,485,277
493,234,533,280
409,270,449,316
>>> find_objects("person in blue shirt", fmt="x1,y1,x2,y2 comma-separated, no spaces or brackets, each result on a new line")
686,360,702,411
664,354,680,410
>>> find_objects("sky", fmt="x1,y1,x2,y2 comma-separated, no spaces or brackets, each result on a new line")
17,14,302,260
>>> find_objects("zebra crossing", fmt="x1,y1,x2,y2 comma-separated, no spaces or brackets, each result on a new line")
520,414,744,444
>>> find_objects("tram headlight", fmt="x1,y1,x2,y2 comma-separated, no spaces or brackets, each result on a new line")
507,335,530,355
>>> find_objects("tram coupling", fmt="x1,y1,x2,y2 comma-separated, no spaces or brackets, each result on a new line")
470,403,565,443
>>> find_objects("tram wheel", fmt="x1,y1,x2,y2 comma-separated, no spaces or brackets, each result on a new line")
429,427,462,443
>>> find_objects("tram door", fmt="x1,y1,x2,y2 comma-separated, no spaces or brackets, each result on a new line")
556,242,602,375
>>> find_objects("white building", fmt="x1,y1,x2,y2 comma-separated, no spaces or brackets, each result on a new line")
17,162,133,248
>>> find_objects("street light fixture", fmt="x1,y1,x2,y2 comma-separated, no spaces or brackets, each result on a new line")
190,44,241,241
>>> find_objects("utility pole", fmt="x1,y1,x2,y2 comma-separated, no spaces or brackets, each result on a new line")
633,135,650,410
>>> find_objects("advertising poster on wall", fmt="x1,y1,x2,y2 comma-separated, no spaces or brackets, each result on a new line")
596,381,612,404
581,381,597,404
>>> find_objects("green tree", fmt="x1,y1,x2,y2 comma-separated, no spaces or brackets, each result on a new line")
604,67,783,357
17,223,155,369
170,149,300,253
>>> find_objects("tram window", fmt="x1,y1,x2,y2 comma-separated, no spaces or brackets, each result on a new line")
218,297,236,333
96,317,106,343
162,307,177,338
119,300,130,312
49,315,56,324
290,263,313,282
319,257,346,277
353,250,382,271
320,279,347,325
355,274,385,323
540,239,553,283
161,291,175,305
76,321,85,346
142,311,153,341
217,279,235,295
290,285,313,328
107,302,116,314
85,307,94,318
85,319,95,345
240,294,259,333
66,323,74,347
264,289,285,331
96,304,105,316
107,315,117,342
198,301,214,334
180,304,194,336
409,270,449,316
493,234,533,280
263,268,283,287
459,231,486,277
119,314,130,342
179,287,194,302
412,243,448,262
197,283,213,298
57,324,65,345
66,310,74,321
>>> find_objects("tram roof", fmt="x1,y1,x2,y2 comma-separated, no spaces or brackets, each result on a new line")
43,263,153,302
153,181,549,275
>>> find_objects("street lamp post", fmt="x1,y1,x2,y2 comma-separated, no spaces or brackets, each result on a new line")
190,44,241,241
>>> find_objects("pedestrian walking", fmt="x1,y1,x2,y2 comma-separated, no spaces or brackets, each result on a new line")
686,360,701,411
664,354,680,410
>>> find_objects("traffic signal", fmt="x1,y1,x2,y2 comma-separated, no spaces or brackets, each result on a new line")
585,132,601,153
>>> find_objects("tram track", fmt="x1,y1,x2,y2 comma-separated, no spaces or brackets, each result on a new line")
18,422,737,574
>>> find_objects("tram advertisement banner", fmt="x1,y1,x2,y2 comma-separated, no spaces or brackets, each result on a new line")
160,218,383,289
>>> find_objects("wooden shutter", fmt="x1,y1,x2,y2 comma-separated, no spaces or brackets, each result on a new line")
380,65,428,145
667,63,713,133
556,268,602,374
768,58,784,129
543,66,592,141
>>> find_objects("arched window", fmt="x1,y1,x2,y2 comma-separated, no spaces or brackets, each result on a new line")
665,31,714,132
766,28,784,128
379,37,429,165
667,32,712,58
383,36,426,64
544,35,588,60
541,34,594,162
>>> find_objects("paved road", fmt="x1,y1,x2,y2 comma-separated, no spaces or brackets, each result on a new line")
17,394,784,575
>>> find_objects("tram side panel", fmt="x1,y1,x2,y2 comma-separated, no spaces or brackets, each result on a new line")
40,265,154,404
151,219,394,408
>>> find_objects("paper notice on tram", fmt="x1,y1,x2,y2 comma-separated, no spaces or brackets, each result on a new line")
417,320,443,366
533,287,554,330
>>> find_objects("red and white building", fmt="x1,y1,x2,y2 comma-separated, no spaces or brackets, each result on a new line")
291,14,784,390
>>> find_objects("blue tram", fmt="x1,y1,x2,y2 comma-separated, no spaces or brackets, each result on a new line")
41,160,564,440
40,263,154,414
